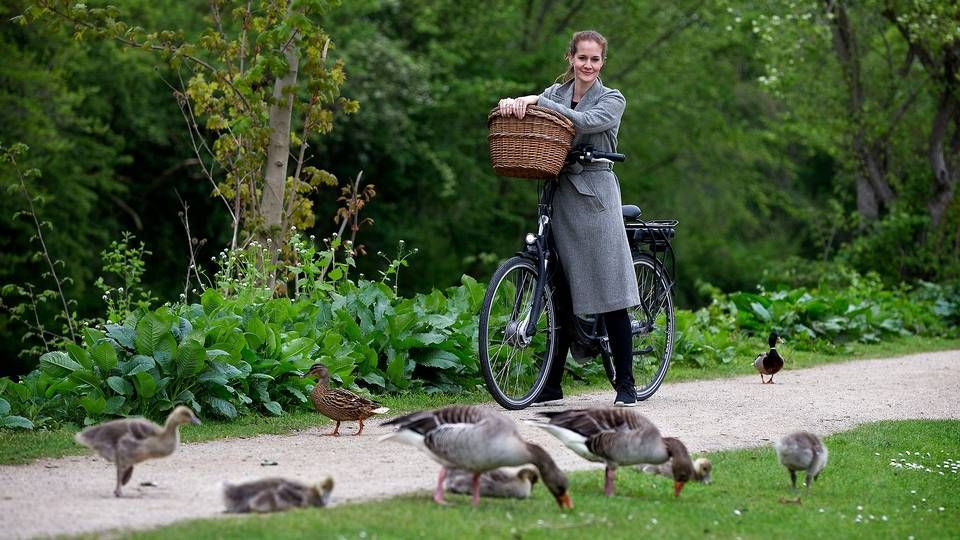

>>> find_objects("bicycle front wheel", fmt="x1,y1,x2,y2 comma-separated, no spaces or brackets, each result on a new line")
630,253,675,401
478,256,557,410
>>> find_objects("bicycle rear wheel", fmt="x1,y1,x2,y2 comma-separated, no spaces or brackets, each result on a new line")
478,256,556,410
630,253,675,400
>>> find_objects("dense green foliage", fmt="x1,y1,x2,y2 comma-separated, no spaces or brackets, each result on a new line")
1,229,955,429
1,2,957,398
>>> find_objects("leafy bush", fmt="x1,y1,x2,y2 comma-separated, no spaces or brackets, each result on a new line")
1,225,957,429
0,233,486,428
670,269,960,369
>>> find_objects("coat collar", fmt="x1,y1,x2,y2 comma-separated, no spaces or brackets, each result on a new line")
558,77,606,109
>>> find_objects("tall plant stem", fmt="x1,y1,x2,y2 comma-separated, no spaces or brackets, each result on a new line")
11,156,76,343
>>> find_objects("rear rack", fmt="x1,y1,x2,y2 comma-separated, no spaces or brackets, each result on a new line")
625,219,678,251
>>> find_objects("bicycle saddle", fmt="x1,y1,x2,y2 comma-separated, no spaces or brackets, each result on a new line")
622,205,641,221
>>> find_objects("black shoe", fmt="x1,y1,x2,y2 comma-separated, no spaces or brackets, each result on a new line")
531,389,564,407
614,385,637,407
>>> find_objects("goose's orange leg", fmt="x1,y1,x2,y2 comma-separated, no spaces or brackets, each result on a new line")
355,417,365,435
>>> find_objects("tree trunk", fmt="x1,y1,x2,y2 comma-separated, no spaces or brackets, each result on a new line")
827,0,896,221
882,7,960,229
260,37,299,290
856,174,879,221
927,93,959,227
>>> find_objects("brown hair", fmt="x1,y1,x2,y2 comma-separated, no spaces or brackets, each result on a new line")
556,30,609,83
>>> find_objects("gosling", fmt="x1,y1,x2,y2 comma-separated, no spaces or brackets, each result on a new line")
74,405,201,497
774,431,828,493
445,467,539,499
222,477,335,513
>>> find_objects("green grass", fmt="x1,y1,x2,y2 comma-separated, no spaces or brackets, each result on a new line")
111,420,960,540
2,335,958,466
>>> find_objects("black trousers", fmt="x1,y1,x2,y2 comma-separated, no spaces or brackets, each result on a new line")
541,266,634,397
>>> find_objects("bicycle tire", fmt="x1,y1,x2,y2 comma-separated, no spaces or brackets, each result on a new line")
630,253,675,401
478,256,557,409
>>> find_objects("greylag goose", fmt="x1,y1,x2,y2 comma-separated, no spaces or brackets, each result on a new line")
380,405,572,508
754,331,785,384
529,408,695,497
303,363,389,436
445,467,539,499
74,405,201,496
774,431,828,492
222,477,334,513
639,456,713,484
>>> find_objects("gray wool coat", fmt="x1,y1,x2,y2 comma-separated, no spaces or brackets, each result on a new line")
536,78,640,314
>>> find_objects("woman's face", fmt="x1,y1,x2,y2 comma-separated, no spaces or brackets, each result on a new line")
569,39,604,86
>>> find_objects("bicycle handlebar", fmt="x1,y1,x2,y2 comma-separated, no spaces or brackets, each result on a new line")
567,145,626,164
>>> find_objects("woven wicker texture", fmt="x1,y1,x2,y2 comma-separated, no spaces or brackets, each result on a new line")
488,105,576,179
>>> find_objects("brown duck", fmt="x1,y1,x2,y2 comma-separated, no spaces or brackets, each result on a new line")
303,363,389,436
74,405,201,496
754,331,785,384
222,477,334,513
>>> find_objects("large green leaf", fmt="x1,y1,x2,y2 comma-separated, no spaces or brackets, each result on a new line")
134,314,170,356
68,369,102,388
1,416,34,429
66,343,93,370
205,396,237,418
80,394,107,415
39,351,82,377
0,397,10,416
417,349,461,370
280,337,316,361
106,376,133,396
246,316,267,345
201,288,225,314
263,401,283,416
133,371,158,399
176,341,206,377
104,396,126,414
92,342,118,372
105,324,136,349
153,334,178,373
82,327,105,349
125,355,156,376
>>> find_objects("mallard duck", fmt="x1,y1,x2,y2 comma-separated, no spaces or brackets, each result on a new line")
754,331,785,384
380,405,572,508
222,477,334,513
529,408,695,497
303,363,389,436
445,467,539,499
639,457,713,484
74,405,201,497
774,431,828,493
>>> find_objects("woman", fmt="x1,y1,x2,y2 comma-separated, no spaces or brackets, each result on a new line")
498,30,641,406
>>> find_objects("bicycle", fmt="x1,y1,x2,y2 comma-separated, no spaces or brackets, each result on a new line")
478,145,678,410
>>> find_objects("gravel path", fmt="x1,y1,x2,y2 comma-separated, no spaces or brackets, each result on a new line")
2,350,958,539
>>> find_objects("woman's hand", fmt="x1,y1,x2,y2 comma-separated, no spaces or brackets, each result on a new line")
498,95,539,118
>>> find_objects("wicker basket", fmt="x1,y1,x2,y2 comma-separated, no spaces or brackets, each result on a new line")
488,105,575,179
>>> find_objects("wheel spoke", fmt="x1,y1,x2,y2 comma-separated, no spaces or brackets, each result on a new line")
479,257,555,408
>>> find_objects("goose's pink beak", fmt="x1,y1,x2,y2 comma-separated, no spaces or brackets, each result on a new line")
556,493,574,509
674,481,686,497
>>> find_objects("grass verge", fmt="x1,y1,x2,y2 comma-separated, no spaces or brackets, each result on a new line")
2,335,958,466
116,419,960,540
